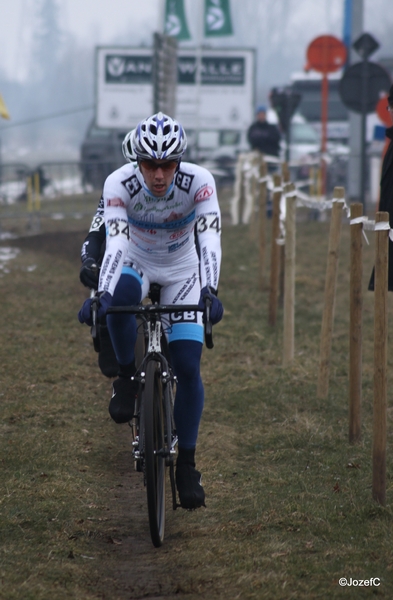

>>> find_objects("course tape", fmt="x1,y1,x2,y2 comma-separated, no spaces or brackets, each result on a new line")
349,216,393,245
275,190,350,246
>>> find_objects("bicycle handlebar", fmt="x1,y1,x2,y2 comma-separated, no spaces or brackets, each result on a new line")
106,304,201,315
93,302,214,349
203,297,214,349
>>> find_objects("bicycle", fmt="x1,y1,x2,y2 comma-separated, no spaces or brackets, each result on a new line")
92,284,213,547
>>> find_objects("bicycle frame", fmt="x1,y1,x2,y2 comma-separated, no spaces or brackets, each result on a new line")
92,297,213,547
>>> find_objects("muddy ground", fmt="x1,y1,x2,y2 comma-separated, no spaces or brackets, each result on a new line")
2,229,212,600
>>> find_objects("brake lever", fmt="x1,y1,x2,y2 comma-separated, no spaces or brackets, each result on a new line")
204,296,214,349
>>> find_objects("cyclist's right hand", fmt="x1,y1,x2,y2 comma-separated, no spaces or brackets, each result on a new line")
78,291,112,326
79,258,99,289
198,286,224,325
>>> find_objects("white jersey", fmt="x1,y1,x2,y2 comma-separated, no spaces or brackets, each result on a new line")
95,161,222,297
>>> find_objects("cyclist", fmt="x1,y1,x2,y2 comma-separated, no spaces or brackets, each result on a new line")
79,130,137,377
78,113,223,509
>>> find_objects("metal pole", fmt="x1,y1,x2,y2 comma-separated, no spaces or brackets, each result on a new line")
321,73,329,196
360,57,368,208
347,0,364,203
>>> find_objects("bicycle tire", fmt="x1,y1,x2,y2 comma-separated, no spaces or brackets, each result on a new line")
143,359,166,547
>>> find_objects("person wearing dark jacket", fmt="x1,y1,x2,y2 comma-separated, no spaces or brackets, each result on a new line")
247,105,281,157
369,85,393,291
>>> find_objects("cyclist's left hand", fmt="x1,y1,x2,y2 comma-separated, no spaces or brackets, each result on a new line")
198,286,224,325
78,291,112,326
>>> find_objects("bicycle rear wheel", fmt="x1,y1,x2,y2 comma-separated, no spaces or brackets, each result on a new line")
143,359,166,547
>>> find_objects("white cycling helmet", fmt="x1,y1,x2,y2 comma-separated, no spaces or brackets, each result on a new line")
132,112,187,161
122,129,137,162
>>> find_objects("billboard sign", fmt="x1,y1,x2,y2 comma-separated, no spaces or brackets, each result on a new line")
96,46,255,131
96,47,153,129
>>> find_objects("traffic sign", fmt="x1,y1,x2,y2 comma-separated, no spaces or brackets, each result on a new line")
339,62,391,114
306,35,347,74
270,87,301,134
376,95,391,126
353,32,379,60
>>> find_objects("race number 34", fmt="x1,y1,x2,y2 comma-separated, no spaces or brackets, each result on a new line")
107,219,130,240
197,214,221,234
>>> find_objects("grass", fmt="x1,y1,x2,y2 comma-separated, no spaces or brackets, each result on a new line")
1,195,393,599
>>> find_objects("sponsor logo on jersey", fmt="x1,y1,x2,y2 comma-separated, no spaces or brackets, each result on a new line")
169,228,187,241
168,238,189,253
194,185,213,203
164,211,184,223
172,273,198,303
142,190,175,204
121,174,142,198
107,197,126,208
169,310,198,324
176,171,194,192
129,209,195,230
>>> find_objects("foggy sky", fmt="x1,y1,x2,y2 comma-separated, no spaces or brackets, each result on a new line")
1,0,393,163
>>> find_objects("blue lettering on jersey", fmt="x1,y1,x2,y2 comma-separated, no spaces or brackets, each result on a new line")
168,238,189,253
128,209,196,230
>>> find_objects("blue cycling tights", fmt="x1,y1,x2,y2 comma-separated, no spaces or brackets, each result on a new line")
107,272,204,449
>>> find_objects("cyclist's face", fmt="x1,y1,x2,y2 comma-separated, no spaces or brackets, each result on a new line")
139,159,178,197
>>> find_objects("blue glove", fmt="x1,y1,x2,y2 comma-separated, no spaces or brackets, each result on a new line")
78,291,112,326
198,286,224,325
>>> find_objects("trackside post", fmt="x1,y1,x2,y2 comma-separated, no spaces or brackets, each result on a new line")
248,151,261,240
282,183,297,367
280,164,291,304
349,203,363,443
268,173,282,326
372,211,389,506
258,157,268,289
317,186,345,398
230,153,245,225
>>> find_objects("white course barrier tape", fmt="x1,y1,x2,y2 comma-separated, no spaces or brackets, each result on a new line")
275,191,350,247
349,216,393,245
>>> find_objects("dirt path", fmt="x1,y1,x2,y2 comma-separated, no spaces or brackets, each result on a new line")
92,429,192,600
1,229,204,599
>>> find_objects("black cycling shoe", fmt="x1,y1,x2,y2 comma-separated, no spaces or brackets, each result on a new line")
176,454,206,510
109,377,138,424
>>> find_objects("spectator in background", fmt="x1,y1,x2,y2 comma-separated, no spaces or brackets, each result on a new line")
247,105,281,158
369,84,393,291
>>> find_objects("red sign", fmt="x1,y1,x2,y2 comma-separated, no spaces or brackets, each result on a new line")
306,35,347,74
376,95,391,126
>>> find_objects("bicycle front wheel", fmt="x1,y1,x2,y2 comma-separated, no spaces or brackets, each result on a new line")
142,359,166,547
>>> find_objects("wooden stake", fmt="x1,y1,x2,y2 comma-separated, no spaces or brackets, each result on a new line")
268,174,282,327
27,176,33,213
230,153,245,225
349,203,363,443
249,151,261,239
33,171,41,211
372,211,389,506
283,183,296,367
258,159,268,289
317,186,345,398
280,165,291,305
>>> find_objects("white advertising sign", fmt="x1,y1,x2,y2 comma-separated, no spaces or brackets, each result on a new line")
96,47,153,129
96,46,255,132
176,49,255,130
